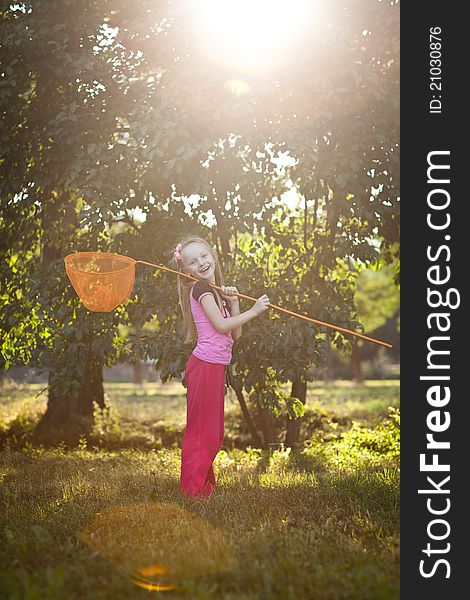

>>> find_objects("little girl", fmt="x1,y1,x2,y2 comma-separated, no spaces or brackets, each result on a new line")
172,235,270,498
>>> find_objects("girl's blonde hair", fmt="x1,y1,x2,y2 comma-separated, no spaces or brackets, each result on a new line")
170,235,225,344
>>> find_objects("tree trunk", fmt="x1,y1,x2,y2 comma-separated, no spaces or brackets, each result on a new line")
34,190,107,447
230,377,262,447
33,358,105,447
258,403,278,448
133,360,143,385
285,373,307,448
212,206,232,266
351,342,363,382
218,229,232,263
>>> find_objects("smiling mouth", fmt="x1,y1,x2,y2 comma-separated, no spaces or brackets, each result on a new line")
200,266,210,273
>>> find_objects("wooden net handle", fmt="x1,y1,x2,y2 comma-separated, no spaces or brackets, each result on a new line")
135,260,392,349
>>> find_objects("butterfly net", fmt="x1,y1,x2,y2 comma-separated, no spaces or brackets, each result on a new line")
65,252,136,312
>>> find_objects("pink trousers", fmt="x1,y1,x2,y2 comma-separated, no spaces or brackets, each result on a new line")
180,353,226,498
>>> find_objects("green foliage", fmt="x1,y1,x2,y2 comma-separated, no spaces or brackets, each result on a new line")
1,0,399,431
305,407,400,471
332,408,399,458
355,261,400,334
91,398,121,438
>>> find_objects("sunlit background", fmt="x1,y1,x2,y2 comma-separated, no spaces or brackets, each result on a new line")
190,0,318,71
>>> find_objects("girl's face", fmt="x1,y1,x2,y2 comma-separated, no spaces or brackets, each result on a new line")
181,242,216,282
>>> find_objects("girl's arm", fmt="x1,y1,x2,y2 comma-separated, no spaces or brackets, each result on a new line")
199,293,269,334
228,299,242,340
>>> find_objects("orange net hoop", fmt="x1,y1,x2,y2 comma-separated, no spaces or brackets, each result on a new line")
65,252,137,312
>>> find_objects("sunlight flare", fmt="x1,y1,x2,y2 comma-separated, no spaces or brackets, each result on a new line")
192,0,317,71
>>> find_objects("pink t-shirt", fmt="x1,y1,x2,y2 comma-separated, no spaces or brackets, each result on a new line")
190,280,234,365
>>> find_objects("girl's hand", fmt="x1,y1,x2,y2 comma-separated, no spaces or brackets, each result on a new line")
220,285,240,304
252,294,270,316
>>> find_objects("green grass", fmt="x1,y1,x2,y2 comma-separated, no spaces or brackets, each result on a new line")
308,380,399,422
0,381,399,599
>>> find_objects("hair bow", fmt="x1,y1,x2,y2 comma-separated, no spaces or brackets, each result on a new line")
173,243,182,262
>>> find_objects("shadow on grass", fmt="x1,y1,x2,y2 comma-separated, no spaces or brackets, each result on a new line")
1,414,259,453
0,415,184,453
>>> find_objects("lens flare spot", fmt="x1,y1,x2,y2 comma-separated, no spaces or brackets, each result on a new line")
129,578,178,592
77,502,236,590
139,564,167,577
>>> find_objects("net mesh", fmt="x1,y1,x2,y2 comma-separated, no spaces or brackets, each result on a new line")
65,252,136,312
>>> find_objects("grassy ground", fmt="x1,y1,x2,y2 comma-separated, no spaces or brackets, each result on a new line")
0,380,399,599
0,380,400,451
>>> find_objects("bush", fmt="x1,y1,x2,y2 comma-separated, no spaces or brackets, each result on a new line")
304,407,400,471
